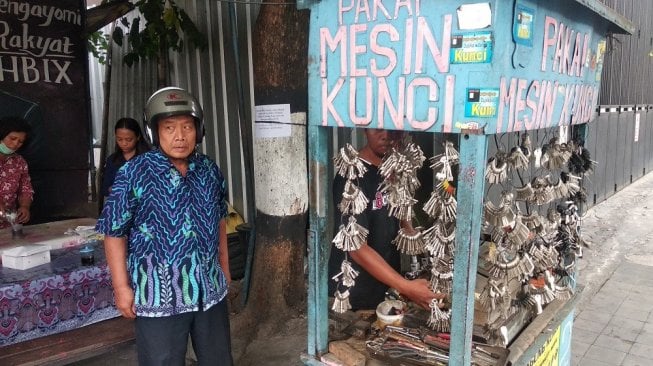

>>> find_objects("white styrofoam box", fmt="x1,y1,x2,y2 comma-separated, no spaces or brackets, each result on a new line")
2,245,51,270
33,236,85,250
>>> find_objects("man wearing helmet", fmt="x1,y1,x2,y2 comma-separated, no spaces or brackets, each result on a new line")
96,87,233,365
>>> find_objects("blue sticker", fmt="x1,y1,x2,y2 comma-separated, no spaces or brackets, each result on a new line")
465,88,499,118
450,31,493,64
514,4,535,46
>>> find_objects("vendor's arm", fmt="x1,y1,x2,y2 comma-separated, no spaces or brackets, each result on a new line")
15,158,34,224
218,218,231,286
15,195,31,223
349,244,445,310
105,236,136,318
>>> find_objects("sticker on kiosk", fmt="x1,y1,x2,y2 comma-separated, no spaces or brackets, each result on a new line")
513,5,535,46
450,31,493,64
465,88,499,118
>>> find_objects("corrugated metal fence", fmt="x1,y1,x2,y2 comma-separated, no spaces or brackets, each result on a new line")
585,105,653,206
598,0,653,106
91,1,260,222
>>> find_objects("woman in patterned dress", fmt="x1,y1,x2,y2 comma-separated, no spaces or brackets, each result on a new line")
0,116,33,229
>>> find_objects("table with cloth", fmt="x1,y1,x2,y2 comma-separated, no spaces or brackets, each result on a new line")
0,218,119,346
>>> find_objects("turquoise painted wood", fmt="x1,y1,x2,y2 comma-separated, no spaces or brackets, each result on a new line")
450,133,488,365
300,1,633,365
307,124,330,356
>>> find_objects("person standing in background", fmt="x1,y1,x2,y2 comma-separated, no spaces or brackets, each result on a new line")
96,87,233,365
100,118,150,198
328,128,444,310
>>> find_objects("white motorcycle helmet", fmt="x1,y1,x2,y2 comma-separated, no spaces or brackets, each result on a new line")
143,87,204,146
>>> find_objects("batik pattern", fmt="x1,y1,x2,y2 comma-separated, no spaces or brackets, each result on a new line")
0,244,116,346
0,154,34,229
96,149,228,317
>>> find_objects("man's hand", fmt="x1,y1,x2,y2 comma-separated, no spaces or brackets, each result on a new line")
104,236,134,318
113,285,136,318
400,278,447,310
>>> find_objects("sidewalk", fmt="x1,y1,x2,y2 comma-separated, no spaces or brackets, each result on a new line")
572,172,653,366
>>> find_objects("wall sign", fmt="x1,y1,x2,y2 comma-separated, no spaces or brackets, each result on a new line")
307,0,613,134
0,0,91,220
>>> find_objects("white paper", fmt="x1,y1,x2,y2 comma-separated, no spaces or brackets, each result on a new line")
457,3,492,30
255,104,291,138
559,125,569,143
635,113,640,142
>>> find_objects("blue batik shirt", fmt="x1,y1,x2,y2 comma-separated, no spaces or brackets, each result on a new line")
96,149,228,317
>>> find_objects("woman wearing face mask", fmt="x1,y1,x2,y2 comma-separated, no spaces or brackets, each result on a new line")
100,118,150,199
0,116,34,229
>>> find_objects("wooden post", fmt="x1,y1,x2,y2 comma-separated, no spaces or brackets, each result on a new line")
307,124,330,356
449,133,488,366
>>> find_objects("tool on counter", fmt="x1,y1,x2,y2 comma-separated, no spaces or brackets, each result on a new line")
367,325,504,366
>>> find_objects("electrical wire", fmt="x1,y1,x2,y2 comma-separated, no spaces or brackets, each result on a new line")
215,0,298,5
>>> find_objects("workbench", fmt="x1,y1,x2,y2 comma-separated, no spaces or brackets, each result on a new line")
0,218,120,346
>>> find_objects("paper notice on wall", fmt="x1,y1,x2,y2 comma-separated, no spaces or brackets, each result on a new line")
255,104,291,138
559,125,569,143
457,3,492,30
635,113,640,142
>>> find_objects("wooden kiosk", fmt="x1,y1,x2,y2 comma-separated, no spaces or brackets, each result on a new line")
298,0,634,365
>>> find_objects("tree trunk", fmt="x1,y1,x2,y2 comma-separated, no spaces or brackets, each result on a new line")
246,0,310,325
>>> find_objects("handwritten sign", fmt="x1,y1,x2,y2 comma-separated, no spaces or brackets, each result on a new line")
0,0,91,221
308,0,609,134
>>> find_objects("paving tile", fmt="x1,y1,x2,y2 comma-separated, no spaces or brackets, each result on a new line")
607,317,645,331
577,357,613,366
637,279,653,289
597,285,633,300
628,290,653,305
641,321,653,332
571,353,582,366
583,344,627,365
593,334,634,353
622,311,650,322
584,301,621,315
635,331,653,345
576,309,613,325
590,293,625,308
617,309,651,322
600,282,634,293
621,354,653,366
573,327,601,345
609,273,641,285
602,324,642,343
571,340,591,358
629,342,653,359
616,263,650,277
574,318,607,334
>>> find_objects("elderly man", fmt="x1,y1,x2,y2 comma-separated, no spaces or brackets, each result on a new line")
96,87,233,365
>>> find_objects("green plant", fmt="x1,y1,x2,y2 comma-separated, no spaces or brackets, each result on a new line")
87,31,111,65
112,0,207,67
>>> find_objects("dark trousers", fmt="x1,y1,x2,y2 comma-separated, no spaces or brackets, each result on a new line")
135,299,233,366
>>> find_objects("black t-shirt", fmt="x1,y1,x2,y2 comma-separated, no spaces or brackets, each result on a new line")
328,160,400,310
